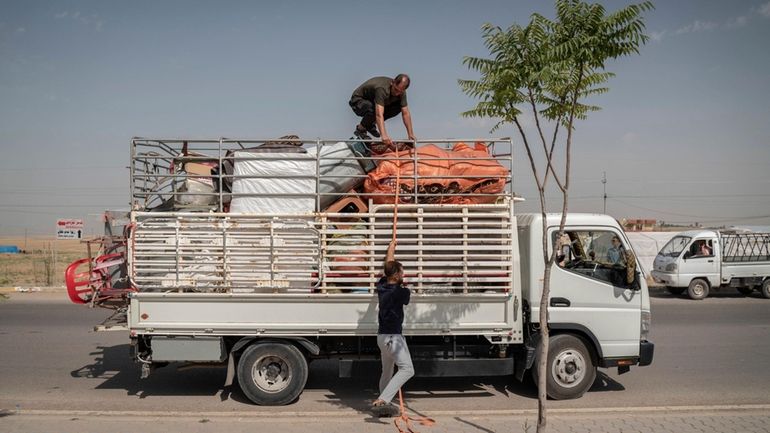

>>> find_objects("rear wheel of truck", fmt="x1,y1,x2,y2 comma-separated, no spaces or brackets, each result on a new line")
237,342,308,406
687,278,709,300
666,286,686,296
762,280,770,299
532,334,597,400
737,286,754,296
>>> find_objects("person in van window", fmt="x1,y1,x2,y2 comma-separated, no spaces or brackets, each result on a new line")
607,236,627,265
696,240,712,257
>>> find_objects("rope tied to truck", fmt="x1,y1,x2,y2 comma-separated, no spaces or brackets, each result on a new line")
390,151,435,433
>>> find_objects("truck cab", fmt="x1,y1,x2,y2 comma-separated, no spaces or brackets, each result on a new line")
518,214,653,383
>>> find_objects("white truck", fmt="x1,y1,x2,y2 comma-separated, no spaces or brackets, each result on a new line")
651,230,770,300
67,137,653,405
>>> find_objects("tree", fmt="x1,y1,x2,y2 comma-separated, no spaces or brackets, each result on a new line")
459,1,652,431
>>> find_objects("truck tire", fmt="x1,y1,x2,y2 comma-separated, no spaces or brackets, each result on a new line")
532,334,597,400
687,278,709,300
237,342,308,406
762,280,770,299
737,286,754,296
666,286,686,296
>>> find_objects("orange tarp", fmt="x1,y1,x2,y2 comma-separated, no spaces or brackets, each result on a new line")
363,142,508,204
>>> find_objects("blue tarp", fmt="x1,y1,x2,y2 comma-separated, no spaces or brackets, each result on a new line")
0,245,20,254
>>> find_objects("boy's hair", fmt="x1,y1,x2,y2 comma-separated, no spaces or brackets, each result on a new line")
384,260,403,278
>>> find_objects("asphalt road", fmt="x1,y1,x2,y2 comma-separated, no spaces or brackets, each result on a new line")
1,290,769,415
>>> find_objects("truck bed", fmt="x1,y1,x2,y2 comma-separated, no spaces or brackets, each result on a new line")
128,291,522,343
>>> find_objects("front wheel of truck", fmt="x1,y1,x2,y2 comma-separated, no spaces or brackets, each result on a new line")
688,278,710,300
532,334,597,400
237,342,308,406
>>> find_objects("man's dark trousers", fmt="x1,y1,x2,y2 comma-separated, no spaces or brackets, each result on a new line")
349,98,401,130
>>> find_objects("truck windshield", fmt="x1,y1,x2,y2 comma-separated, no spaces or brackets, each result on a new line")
658,236,691,258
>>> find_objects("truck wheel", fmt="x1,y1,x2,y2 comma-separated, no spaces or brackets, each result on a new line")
666,286,685,296
532,334,597,400
237,342,308,406
737,286,754,296
687,278,709,300
762,280,770,299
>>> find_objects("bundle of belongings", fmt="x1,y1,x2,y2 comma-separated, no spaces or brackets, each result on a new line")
363,142,507,205
226,137,375,214
153,137,507,213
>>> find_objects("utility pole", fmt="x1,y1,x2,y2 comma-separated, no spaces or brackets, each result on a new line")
602,171,607,214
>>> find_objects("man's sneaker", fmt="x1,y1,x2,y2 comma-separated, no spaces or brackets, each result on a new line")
366,125,381,138
354,126,371,140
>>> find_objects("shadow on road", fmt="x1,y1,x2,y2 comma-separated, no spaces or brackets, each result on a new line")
69,344,254,403
649,286,766,300
69,345,628,412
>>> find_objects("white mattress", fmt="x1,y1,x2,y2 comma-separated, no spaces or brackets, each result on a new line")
229,152,316,214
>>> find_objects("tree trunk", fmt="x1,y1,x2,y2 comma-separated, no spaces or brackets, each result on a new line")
536,260,553,433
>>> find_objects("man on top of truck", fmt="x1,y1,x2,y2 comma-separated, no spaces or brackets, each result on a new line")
349,74,416,145
371,240,414,416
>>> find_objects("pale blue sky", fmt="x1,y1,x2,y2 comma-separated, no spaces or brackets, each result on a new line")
1,0,769,236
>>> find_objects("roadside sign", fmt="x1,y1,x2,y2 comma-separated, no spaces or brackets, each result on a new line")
56,219,84,240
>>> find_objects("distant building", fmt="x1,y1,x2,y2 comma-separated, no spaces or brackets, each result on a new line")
621,218,657,232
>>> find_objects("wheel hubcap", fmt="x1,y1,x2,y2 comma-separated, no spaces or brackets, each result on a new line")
693,283,705,296
552,349,586,388
252,355,291,393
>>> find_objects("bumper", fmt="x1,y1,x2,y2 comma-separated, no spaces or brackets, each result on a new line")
651,270,674,285
639,340,654,366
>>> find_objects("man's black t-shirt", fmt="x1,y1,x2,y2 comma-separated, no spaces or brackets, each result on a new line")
376,277,411,335
351,76,408,108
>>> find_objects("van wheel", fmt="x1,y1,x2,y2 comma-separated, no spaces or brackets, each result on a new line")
687,278,709,300
762,280,770,299
532,334,597,400
737,286,754,296
237,342,308,406
666,286,685,296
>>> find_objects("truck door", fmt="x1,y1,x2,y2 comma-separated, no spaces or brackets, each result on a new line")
548,227,643,359
679,237,719,287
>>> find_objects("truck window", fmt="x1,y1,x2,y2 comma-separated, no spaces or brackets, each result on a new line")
553,229,633,288
658,236,691,258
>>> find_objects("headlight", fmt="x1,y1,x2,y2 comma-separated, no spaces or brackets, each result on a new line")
641,310,651,340
665,263,677,272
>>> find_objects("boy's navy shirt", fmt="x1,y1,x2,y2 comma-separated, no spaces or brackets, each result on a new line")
376,276,411,335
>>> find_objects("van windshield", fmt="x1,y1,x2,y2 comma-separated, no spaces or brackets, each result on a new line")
659,236,691,258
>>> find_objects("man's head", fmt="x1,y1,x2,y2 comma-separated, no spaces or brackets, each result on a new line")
611,236,621,246
391,74,410,97
384,260,404,284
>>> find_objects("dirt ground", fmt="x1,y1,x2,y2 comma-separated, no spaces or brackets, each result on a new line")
0,237,88,286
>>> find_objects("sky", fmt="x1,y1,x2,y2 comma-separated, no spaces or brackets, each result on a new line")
1,0,769,237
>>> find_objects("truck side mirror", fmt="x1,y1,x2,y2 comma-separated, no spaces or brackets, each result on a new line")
682,251,691,260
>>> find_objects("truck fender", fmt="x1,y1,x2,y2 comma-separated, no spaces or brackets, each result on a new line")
542,324,604,365
224,337,320,387
514,334,539,381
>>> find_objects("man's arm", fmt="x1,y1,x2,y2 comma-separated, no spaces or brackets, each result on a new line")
375,104,391,145
401,106,415,141
385,240,396,263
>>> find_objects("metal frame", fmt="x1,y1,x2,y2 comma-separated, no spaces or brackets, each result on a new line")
127,137,516,295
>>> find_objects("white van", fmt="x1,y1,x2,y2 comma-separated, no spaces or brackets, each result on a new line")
652,230,770,299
